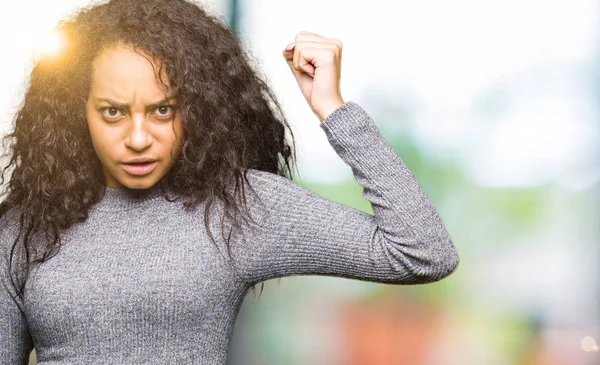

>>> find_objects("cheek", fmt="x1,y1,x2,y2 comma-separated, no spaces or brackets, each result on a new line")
170,119,184,153
168,134,183,161
88,122,106,148
87,119,115,160
86,113,102,141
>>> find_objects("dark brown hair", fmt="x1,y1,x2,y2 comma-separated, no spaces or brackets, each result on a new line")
0,0,297,305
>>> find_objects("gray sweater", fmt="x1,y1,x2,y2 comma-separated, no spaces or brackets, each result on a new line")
1,101,459,364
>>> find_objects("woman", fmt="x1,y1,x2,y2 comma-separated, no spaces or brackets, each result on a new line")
0,0,460,363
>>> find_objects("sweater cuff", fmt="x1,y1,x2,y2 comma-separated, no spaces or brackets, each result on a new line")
319,101,384,151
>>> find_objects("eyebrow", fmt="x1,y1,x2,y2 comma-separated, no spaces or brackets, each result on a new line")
95,96,177,111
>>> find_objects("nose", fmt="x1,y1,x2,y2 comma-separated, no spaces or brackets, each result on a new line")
124,114,153,152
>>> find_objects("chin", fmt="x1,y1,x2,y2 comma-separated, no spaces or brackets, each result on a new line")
115,176,160,190
126,181,157,190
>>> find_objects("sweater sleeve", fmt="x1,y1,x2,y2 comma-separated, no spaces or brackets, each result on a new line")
228,101,460,287
1,219,34,364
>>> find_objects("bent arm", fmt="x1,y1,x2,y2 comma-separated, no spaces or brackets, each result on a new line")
229,102,460,286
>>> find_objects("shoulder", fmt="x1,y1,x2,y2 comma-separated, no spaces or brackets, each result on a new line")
242,168,321,201
243,168,290,183
0,206,21,262
0,205,20,237
238,168,337,219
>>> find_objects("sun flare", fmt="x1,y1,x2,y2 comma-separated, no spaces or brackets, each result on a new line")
33,28,66,60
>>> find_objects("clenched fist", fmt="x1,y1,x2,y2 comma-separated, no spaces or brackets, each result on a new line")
283,31,345,122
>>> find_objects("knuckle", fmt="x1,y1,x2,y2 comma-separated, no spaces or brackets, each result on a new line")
295,31,307,42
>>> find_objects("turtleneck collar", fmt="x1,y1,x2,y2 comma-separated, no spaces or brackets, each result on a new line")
91,179,175,212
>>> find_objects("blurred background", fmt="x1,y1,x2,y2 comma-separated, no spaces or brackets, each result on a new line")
1,0,598,364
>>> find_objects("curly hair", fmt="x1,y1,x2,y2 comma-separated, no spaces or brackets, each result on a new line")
0,0,297,304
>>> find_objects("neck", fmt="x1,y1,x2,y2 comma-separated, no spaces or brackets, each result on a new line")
93,179,172,212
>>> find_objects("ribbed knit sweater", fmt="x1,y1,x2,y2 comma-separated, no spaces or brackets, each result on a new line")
1,101,459,364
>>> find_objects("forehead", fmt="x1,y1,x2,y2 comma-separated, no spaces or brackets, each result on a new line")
89,45,172,98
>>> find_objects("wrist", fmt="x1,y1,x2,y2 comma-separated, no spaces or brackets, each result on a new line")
316,98,345,122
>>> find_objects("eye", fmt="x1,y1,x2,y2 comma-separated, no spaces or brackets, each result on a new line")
155,105,175,118
100,107,123,120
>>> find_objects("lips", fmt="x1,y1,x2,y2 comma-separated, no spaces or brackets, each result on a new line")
123,158,157,164
121,161,157,175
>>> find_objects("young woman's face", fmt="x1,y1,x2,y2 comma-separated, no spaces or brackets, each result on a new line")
86,45,183,189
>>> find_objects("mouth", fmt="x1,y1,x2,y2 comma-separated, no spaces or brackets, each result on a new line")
121,161,157,176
